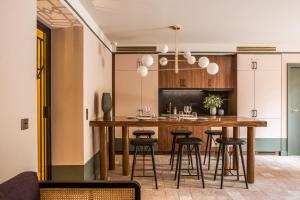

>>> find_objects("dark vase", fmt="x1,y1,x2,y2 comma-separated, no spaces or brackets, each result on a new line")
101,93,112,120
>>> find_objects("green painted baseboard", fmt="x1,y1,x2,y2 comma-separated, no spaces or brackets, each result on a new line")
52,152,100,181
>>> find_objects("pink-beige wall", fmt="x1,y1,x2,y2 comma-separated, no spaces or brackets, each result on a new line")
83,25,112,163
0,0,37,182
281,54,300,139
51,27,84,165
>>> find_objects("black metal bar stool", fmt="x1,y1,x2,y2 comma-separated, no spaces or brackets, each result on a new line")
214,138,248,189
132,130,156,177
130,138,158,189
174,137,205,189
203,130,222,170
170,130,193,170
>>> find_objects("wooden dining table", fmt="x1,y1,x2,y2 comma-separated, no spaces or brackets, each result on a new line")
89,116,267,183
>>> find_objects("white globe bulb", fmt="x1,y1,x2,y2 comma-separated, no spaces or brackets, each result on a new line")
137,66,148,77
159,57,168,66
183,51,191,59
207,63,219,75
158,44,168,53
187,56,196,65
141,54,154,67
198,56,210,68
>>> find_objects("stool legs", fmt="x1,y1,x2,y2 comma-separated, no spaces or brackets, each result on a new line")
175,144,205,189
234,145,239,181
187,145,194,170
150,145,158,189
203,134,210,165
131,146,138,181
177,144,183,189
174,144,182,180
195,144,205,188
170,135,177,170
214,144,221,180
214,143,248,189
221,144,226,189
239,144,248,189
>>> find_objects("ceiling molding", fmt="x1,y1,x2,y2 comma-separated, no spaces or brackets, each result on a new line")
37,0,81,28
61,0,112,51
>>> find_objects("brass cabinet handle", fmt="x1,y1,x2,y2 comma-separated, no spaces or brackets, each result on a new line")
251,109,258,117
251,61,258,70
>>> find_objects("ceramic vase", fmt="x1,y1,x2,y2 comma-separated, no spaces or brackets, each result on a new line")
101,93,112,120
210,107,217,115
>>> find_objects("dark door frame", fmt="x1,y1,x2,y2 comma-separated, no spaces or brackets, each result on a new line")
37,21,52,179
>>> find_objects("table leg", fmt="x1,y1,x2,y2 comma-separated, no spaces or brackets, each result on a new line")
99,126,108,180
108,127,115,170
122,126,130,176
247,127,255,183
222,127,229,175
232,127,240,170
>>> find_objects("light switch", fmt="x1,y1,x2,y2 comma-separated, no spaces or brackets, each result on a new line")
21,118,29,130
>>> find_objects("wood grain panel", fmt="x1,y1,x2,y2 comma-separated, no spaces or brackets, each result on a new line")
159,55,236,89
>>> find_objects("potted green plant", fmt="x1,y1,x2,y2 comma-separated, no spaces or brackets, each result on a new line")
203,95,223,115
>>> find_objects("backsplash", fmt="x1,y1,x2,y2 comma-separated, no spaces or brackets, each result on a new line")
159,89,231,115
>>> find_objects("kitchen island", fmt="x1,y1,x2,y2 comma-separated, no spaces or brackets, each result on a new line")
89,116,267,183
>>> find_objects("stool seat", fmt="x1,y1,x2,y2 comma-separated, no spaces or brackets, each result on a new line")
171,130,192,136
205,130,223,135
176,137,203,145
216,138,246,145
133,130,155,137
130,138,158,146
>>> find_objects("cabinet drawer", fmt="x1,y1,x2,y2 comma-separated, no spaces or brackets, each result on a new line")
238,54,281,70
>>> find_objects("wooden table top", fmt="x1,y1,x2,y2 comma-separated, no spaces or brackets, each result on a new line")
89,116,267,127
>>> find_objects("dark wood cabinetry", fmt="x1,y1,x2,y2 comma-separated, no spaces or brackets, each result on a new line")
159,55,237,89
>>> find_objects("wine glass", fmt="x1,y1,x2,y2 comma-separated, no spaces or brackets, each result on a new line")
145,106,151,115
188,106,192,115
184,106,188,115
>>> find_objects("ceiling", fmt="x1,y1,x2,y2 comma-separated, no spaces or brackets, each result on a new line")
38,0,81,28
78,0,300,49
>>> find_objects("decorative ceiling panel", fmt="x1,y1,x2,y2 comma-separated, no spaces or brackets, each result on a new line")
37,0,81,28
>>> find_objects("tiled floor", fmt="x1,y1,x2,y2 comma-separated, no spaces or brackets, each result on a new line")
109,154,300,200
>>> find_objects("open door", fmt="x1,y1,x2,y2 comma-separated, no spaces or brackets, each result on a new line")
37,22,51,180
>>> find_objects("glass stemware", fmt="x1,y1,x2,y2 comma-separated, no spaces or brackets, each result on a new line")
184,106,188,115
188,106,192,115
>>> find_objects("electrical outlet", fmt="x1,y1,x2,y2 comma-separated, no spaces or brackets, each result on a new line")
21,118,29,130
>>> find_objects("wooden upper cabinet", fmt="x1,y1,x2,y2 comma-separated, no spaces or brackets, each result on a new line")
159,55,237,89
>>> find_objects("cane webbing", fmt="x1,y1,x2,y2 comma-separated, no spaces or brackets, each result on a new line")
40,188,135,200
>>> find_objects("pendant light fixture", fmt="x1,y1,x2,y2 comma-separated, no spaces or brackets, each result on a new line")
136,25,219,77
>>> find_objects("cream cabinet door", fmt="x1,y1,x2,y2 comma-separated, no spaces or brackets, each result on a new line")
255,118,281,138
237,69,255,117
141,70,158,114
115,70,142,116
255,69,281,118
237,54,281,70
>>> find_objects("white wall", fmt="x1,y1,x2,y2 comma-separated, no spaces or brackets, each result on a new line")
83,25,112,163
0,0,37,182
